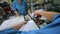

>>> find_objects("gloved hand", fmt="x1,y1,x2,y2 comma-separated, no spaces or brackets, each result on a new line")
29,13,34,18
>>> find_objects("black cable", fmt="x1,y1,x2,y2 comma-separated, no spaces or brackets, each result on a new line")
28,15,40,28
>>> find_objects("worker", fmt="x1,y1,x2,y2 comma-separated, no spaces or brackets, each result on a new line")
12,0,31,16
0,11,60,34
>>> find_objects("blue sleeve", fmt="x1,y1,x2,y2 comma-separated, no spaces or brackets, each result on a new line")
53,14,60,21
12,2,17,11
24,0,29,9
0,28,22,34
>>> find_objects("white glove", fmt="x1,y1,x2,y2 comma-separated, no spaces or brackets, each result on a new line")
29,13,34,18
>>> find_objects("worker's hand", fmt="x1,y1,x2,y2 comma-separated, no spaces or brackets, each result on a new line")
19,21,28,25
12,21,28,30
29,13,34,18
16,15,19,17
28,9,32,15
25,17,29,21
34,11,59,21
15,11,20,17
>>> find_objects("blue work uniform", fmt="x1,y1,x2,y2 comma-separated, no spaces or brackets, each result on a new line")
12,0,28,15
0,14,60,34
